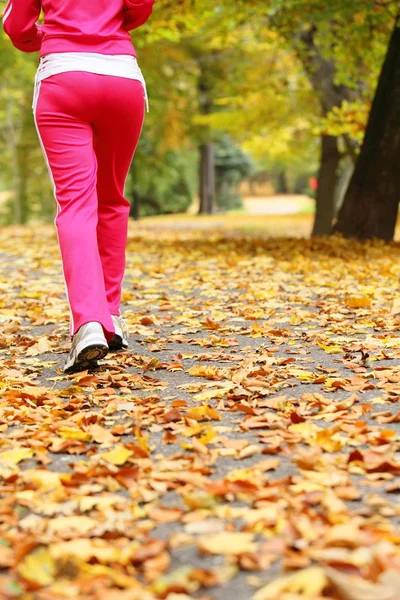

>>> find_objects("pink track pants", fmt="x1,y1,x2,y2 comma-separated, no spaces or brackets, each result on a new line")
34,72,145,340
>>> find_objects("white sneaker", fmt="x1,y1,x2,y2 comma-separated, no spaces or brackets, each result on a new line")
63,322,109,373
109,315,129,351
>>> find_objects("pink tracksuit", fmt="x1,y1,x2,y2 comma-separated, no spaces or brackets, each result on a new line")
3,0,155,340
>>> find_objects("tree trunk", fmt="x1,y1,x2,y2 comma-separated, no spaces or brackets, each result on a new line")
295,26,359,163
335,157,354,213
198,70,215,215
131,190,140,221
16,142,30,224
276,170,288,194
3,93,22,224
312,134,341,236
199,143,215,214
129,160,140,220
334,19,400,240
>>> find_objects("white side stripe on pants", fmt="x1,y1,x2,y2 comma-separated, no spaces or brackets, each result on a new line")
2,2,13,24
33,81,75,336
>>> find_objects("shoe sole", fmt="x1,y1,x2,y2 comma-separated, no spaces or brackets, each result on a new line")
109,334,129,352
64,344,109,374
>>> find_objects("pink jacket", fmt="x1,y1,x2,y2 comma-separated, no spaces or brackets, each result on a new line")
2,0,155,56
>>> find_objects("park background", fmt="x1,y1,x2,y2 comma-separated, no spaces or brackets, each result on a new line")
0,0,399,240
1,2,400,600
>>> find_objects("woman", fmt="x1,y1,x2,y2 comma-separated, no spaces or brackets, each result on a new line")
3,0,155,372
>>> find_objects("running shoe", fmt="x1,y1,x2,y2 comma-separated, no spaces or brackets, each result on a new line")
63,322,109,373
109,315,129,351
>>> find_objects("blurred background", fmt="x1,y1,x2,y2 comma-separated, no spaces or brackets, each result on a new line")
0,0,398,237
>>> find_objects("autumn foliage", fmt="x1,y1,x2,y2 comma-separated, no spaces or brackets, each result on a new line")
0,223,400,599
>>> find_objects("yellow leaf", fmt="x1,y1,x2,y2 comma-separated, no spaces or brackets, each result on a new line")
18,547,56,586
199,532,256,555
289,423,317,439
49,516,98,535
210,310,227,322
79,495,121,512
183,490,219,510
290,314,304,325
59,426,91,442
314,432,345,452
243,505,279,525
182,424,205,438
186,406,209,420
0,448,33,464
318,343,343,354
187,406,221,421
288,368,315,380
253,566,327,599
151,566,194,596
50,539,119,562
81,563,140,589
199,429,217,445
384,337,400,349
187,366,222,379
22,470,62,489
136,434,150,454
345,296,371,308
194,385,234,401
101,445,133,465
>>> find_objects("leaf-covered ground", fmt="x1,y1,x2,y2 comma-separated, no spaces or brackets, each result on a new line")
1,222,400,600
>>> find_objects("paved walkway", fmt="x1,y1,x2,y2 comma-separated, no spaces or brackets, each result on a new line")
0,224,399,600
243,195,314,216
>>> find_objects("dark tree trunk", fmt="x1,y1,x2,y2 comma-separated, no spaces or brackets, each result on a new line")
131,189,140,221
17,146,28,224
335,158,354,213
276,170,289,194
312,134,341,236
198,70,215,215
129,159,140,220
199,143,215,214
334,19,400,240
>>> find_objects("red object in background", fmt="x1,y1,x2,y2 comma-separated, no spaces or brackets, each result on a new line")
310,177,318,191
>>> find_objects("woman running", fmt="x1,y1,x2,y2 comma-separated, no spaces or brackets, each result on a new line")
3,0,155,372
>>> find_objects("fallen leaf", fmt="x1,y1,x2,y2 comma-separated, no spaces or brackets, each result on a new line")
101,445,133,465
198,532,257,556
253,567,328,599
325,567,399,600
18,547,56,586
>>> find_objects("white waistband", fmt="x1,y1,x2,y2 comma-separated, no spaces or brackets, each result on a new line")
33,53,149,112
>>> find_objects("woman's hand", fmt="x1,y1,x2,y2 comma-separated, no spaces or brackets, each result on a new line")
2,0,43,53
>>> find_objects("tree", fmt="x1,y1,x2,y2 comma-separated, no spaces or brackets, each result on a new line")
214,136,253,210
265,0,394,235
334,13,400,240
292,25,357,236
0,40,52,224
197,61,215,214
187,0,391,233
0,0,396,228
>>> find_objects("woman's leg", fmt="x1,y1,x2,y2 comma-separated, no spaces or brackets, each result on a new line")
34,73,115,339
94,78,145,317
